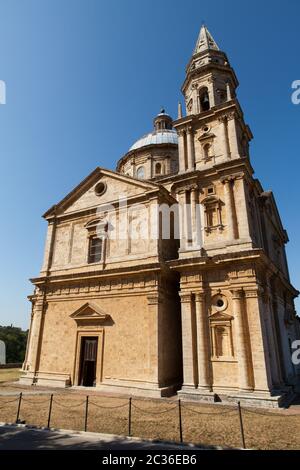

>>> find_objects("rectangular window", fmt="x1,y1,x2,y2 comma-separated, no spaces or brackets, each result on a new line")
206,207,216,227
88,237,103,263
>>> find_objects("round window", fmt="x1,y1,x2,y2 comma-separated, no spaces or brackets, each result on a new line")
95,181,107,196
212,294,227,312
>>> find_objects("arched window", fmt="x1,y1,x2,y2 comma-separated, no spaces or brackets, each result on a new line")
199,88,210,112
136,166,145,179
155,162,162,175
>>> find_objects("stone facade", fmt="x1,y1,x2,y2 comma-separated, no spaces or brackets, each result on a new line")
21,26,300,406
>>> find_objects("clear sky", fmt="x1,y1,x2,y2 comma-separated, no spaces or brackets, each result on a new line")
0,0,299,329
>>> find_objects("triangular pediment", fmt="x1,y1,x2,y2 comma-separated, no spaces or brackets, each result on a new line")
70,302,109,322
209,311,233,322
43,167,161,218
198,132,215,142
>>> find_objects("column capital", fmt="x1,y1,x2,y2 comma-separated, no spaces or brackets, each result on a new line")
218,115,227,124
220,173,244,185
194,291,205,302
230,289,244,300
32,297,46,311
221,176,233,185
244,286,264,299
176,184,197,194
175,188,186,195
179,291,193,303
226,111,237,121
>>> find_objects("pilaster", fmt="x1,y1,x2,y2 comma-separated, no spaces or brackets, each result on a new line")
195,292,211,390
231,289,254,391
187,126,195,171
179,292,197,389
222,177,238,242
227,112,240,159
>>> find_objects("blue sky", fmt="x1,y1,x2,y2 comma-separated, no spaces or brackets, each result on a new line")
0,0,299,329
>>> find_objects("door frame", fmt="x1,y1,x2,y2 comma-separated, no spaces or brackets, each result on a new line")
73,329,104,386
78,336,98,387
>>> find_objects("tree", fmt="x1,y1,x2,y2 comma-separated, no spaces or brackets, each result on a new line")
0,326,28,363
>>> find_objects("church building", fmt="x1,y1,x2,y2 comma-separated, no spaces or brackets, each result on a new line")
21,26,300,407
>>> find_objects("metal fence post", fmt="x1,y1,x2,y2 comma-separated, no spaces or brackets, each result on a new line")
47,394,53,428
178,399,183,443
15,392,22,423
237,401,246,449
128,397,132,437
84,396,89,432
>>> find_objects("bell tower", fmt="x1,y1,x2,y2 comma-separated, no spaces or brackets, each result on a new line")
173,25,252,172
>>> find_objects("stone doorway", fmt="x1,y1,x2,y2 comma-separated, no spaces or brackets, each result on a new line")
79,337,98,387
70,302,111,387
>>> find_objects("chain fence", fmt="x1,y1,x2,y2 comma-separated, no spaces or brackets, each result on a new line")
0,392,299,449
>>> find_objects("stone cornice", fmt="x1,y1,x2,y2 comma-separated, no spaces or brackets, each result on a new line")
31,262,172,287
168,249,264,271
156,156,254,188
147,293,163,305
33,278,160,299
181,61,239,94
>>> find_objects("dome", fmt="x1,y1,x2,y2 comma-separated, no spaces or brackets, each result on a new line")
129,129,178,151
116,109,179,178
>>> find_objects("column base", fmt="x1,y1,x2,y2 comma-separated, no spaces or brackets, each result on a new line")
178,386,296,408
19,371,71,388
19,371,35,386
93,379,180,398
178,386,216,403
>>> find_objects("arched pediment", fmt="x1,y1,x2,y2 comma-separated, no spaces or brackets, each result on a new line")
70,302,110,323
201,195,221,205
85,219,106,229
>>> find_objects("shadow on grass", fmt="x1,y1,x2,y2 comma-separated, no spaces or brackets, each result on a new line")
0,424,223,451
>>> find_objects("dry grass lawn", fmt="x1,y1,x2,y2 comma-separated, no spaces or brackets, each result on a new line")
0,382,300,450
0,369,22,383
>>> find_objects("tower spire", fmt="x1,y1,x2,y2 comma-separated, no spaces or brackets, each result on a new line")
173,24,249,174
193,25,219,55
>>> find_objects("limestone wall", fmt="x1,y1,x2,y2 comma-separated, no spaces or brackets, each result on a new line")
37,293,158,385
